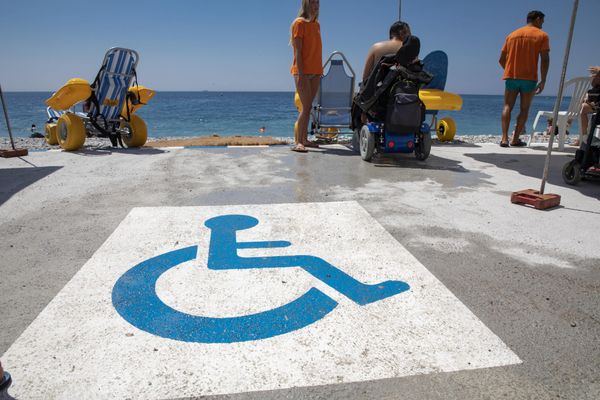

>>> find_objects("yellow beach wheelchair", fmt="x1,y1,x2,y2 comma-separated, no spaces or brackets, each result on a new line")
45,47,154,151
421,51,462,141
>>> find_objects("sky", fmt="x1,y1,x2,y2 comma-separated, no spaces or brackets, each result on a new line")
0,0,597,95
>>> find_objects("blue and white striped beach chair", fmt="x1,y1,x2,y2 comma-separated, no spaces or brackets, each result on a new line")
89,48,138,125
46,107,64,122
48,47,150,151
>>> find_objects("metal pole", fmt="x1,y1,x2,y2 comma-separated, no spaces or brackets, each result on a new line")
540,0,578,194
0,84,17,151
399,0,402,20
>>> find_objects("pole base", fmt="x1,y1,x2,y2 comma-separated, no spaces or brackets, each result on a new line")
511,189,561,210
0,148,28,158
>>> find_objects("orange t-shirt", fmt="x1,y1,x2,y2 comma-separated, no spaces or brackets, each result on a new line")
290,18,323,75
502,26,550,81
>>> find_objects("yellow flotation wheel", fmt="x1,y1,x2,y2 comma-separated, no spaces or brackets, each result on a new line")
56,113,86,151
436,117,457,142
44,123,58,145
317,127,339,143
120,114,148,148
294,92,302,112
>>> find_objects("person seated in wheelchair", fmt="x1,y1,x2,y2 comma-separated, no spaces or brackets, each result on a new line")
361,21,412,84
352,35,432,130
576,66,600,146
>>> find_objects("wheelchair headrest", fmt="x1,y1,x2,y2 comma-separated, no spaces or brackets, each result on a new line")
395,35,420,66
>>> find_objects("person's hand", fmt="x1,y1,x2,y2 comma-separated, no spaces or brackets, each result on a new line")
535,80,546,94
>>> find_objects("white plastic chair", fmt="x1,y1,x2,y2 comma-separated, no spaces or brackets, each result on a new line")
529,76,591,150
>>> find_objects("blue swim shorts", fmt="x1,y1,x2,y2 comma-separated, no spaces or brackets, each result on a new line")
505,79,537,93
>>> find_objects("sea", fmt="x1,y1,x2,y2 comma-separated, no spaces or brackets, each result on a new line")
0,91,577,138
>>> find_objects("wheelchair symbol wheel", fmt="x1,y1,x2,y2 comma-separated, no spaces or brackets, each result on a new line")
112,215,410,343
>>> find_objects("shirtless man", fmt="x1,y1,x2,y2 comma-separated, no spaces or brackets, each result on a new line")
361,21,411,83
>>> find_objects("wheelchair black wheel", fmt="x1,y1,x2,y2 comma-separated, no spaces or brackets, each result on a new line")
415,132,431,161
352,129,360,154
360,125,375,161
562,160,581,185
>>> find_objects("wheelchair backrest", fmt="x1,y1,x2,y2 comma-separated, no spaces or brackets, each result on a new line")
319,57,355,126
89,48,139,122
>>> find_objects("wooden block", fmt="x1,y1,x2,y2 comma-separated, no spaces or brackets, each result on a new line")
0,148,28,158
511,189,561,210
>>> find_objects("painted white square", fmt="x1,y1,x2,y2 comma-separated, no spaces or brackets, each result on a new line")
2,202,520,399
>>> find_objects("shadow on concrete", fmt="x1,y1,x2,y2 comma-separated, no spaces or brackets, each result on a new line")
432,141,481,148
467,151,600,200
372,154,470,173
65,146,166,157
0,166,62,206
0,388,15,400
317,146,471,173
315,146,359,157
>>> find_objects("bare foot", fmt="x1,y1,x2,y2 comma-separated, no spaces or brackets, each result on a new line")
291,144,308,153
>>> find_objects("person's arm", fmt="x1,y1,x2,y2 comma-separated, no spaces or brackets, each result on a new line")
294,36,308,92
292,21,304,78
294,36,304,76
362,46,376,83
536,50,550,94
499,51,507,69
499,37,508,69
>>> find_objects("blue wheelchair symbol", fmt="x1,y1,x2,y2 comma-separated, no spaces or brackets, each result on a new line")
112,215,410,343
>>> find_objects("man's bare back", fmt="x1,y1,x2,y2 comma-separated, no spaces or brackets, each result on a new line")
362,39,403,82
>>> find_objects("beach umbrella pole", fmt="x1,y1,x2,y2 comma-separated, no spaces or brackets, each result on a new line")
511,0,578,209
540,0,579,194
0,83,28,158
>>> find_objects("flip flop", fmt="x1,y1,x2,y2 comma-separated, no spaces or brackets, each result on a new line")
500,142,509,148
510,139,527,147
291,145,308,153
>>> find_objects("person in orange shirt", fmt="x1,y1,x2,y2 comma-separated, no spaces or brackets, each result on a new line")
499,10,550,147
290,0,322,153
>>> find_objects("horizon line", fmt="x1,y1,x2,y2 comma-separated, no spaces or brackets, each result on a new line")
2,90,565,97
